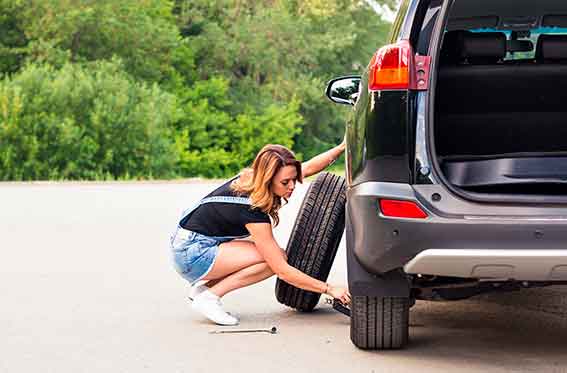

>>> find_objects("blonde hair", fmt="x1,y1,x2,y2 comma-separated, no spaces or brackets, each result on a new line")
231,144,303,226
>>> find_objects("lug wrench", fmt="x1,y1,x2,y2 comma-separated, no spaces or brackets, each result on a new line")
326,298,351,317
209,326,278,335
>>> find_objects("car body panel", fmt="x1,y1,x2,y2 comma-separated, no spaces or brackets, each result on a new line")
343,0,567,296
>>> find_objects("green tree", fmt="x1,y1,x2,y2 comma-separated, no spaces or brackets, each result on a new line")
0,60,179,180
4,0,180,82
0,0,394,180
174,0,392,160
0,0,28,75
174,77,302,178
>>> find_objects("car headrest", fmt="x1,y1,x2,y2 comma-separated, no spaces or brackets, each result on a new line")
458,32,507,63
440,31,507,65
440,30,469,64
536,34,567,62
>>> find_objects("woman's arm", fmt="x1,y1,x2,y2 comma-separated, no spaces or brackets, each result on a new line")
246,222,351,303
301,138,346,179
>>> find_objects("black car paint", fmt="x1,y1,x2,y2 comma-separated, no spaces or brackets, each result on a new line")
349,90,413,186
348,0,432,188
343,0,430,296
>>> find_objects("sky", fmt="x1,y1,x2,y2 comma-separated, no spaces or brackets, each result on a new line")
364,0,399,23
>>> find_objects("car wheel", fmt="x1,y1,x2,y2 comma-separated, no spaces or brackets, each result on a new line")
351,296,410,350
275,172,346,311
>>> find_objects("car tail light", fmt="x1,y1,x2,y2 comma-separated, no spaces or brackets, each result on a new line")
368,40,430,91
379,199,428,219
368,40,411,90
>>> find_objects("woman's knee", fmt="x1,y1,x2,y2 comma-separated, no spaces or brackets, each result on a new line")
250,261,275,282
259,261,274,275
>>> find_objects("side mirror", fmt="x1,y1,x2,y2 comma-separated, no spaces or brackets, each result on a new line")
325,75,361,105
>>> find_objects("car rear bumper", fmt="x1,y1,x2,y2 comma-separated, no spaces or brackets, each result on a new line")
347,182,567,280
404,249,567,281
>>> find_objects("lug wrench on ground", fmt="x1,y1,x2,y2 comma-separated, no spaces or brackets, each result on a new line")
209,326,278,335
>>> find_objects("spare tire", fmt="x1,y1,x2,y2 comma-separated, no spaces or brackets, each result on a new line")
275,172,347,311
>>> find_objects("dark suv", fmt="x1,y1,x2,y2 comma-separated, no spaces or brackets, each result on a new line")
276,0,567,350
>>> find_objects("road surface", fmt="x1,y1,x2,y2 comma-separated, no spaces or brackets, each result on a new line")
1,180,567,373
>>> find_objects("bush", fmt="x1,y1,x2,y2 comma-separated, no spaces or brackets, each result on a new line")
174,77,303,178
0,60,179,180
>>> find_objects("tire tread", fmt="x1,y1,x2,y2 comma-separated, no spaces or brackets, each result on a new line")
275,172,346,311
350,296,409,350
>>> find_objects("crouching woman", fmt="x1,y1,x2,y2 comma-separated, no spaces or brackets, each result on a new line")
170,143,351,325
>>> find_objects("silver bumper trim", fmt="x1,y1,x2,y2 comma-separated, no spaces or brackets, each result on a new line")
403,249,567,281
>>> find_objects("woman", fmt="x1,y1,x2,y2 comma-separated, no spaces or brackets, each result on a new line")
170,142,351,325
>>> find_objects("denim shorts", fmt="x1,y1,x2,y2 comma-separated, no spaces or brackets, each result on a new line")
170,227,233,285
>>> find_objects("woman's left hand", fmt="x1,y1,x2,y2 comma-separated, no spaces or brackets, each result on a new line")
339,135,346,151
301,135,346,178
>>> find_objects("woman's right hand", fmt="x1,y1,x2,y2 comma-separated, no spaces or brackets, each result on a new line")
326,284,352,305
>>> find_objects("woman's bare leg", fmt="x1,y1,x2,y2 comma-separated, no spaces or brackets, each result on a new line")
201,240,274,296
202,240,264,279
203,245,285,290
208,262,274,297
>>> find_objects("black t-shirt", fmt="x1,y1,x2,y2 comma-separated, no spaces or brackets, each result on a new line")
181,177,271,237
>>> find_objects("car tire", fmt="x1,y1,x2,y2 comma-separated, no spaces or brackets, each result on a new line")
351,296,410,350
275,172,346,312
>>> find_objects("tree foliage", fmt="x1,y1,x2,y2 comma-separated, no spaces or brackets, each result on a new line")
176,0,392,160
0,0,394,180
0,0,28,75
0,60,178,180
20,0,180,82
173,77,302,178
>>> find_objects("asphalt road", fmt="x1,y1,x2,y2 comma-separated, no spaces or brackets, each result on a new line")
2,180,567,373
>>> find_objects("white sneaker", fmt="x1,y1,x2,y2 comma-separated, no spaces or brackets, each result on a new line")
192,290,239,326
188,281,208,301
